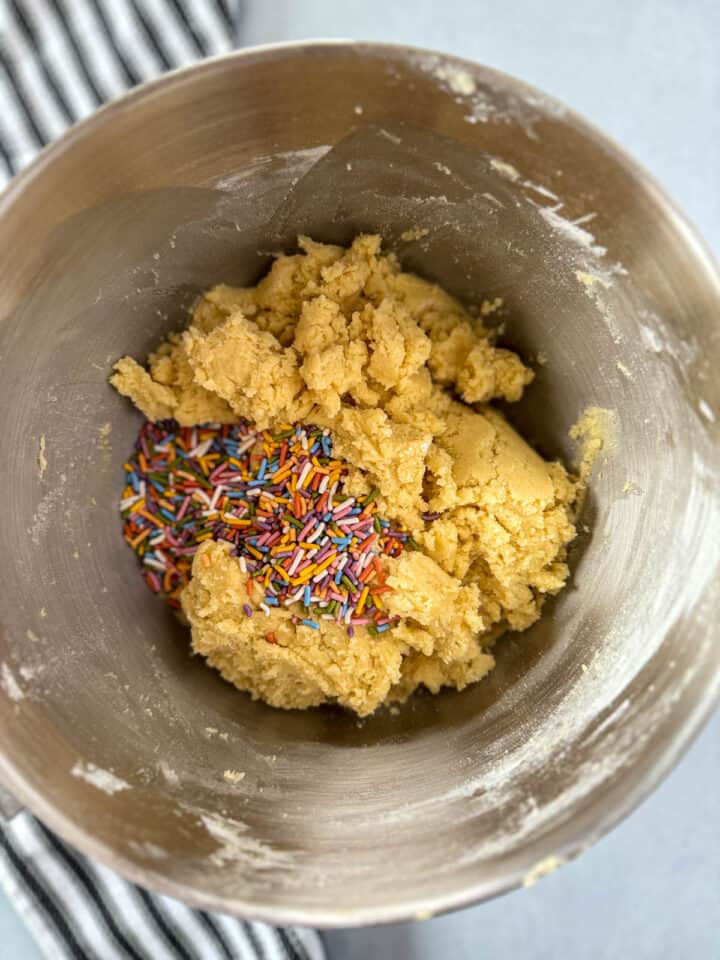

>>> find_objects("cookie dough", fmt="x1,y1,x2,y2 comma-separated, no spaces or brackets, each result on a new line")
112,235,580,715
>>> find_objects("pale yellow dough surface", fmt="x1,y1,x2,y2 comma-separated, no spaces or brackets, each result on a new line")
112,235,580,716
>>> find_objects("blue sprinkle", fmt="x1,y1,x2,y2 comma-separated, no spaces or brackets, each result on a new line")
130,472,139,492
304,585,311,606
335,569,343,585
265,596,279,606
376,623,390,633
323,512,333,522
159,508,175,522
257,458,267,481
302,619,320,630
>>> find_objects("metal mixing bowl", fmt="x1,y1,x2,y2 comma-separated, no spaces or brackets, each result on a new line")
0,42,717,926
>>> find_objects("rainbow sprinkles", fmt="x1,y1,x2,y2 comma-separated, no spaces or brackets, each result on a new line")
121,420,414,634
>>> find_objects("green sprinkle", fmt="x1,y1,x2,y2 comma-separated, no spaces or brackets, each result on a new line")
363,487,379,507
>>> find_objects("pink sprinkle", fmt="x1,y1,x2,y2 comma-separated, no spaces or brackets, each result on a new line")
176,496,191,521
299,516,316,540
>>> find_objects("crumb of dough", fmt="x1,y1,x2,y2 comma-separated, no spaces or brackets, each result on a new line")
38,434,48,479
400,228,430,241
112,234,584,716
570,406,616,482
223,769,246,784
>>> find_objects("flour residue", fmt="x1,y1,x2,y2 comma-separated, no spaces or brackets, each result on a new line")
1,663,24,702
71,762,131,795
30,473,67,545
539,205,607,257
199,812,292,869
490,157,521,182
433,64,477,96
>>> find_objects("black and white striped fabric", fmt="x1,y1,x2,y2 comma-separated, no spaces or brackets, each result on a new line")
0,4,325,959
0,811,324,960
0,0,242,182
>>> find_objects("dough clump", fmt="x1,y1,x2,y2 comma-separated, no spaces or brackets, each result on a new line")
112,235,580,715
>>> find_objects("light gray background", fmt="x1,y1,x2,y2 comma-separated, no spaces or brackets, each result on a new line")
2,1,718,957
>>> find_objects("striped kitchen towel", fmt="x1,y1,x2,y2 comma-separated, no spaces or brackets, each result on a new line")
0,4,325,959
0,810,324,960
0,0,242,182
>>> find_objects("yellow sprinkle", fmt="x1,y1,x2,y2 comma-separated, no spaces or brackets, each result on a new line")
221,517,251,527
273,564,291,583
314,552,337,575
357,586,369,615
292,567,316,586
195,532,214,542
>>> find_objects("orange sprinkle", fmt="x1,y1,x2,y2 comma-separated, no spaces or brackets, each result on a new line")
129,527,152,548
138,509,165,528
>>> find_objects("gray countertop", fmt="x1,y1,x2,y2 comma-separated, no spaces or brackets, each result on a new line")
1,1,718,956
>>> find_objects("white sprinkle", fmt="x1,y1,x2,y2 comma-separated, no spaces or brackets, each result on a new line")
288,552,303,577
144,559,166,572
319,475,329,494
297,462,312,489
305,523,325,544
189,437,214,458
120,494,142,510
237,437,256,455
259,602,270,617
239,556,247,574
210,485,224,510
